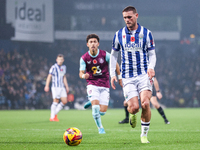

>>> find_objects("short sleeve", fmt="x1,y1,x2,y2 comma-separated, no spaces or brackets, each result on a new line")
49,66,54,75
112,32,120,51
79,57,86,71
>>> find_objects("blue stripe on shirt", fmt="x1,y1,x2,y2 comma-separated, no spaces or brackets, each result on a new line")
50,68,55,87
55,67,59,87
149,32,154,47
112,34,121,51
135,32,141,75
128,52,133,77
126,32,133,77
112,34,116,49
143,28,148,73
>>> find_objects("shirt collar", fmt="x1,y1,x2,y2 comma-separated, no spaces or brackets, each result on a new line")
56,63,61,68
88,49,99,58
125,23,141,34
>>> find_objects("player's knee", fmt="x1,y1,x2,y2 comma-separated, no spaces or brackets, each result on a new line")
153,103,160,109
128,105,139,114
141,100,150,109
100,105,108,113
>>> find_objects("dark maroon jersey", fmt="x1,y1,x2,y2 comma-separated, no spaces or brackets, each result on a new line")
81,49,110,88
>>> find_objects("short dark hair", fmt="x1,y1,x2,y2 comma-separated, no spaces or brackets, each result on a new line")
57,54,64,58
86,34,100,43
122,6,137,14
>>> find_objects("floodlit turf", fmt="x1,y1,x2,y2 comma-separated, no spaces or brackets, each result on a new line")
0,108,199,150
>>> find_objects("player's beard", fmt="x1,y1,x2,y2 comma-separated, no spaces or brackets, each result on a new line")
91,46,97,55
127,22,136,30
91,48,96,56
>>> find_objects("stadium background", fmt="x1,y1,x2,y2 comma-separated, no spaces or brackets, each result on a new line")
0,0,200,110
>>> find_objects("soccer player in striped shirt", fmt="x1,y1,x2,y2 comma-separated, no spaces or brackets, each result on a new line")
79,34,121,134
110,6,156,143
44,54,69,122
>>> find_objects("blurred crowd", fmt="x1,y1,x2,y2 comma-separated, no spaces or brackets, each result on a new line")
0,45,87,110
0,39,200,110
0,48,51,109
155,42,200,107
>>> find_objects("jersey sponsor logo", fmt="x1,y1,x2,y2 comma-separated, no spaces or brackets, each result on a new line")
87,61,91,64
124,42,142,52
91,66,102,76
93,59,97,64
99,58,104,64
60,69,63,71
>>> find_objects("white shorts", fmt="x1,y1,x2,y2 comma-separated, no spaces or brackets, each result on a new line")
87,85,109,106
123,74,153,102
51,87,67,99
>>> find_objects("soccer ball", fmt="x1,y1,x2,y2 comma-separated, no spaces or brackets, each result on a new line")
63,127,82,146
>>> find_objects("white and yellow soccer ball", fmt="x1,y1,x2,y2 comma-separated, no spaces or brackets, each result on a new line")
63,127,82,146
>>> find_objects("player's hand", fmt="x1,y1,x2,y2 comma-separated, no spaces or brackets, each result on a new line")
156,91,163,100
111,76,117,90
147,68,155,79
118,79,123,87
84,73,90,79
44,86,49,92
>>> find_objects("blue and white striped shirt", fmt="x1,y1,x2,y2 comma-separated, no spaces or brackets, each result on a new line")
112,23,155,78
49,63,66,88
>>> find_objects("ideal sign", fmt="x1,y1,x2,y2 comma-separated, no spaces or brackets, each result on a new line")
6,0,54,42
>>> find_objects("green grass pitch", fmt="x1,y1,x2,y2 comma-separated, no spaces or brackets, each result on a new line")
0,108,199,150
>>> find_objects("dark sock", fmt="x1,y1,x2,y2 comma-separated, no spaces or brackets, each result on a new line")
125,106,129,119
157,106,167,120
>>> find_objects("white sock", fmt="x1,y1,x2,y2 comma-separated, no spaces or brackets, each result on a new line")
140,120,150,137
51,102,58,119
55,102,65,114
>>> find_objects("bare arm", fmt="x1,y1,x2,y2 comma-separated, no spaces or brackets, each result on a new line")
63,75,69,93
153,78,159,91
154,77,162,99
44,74,52,92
